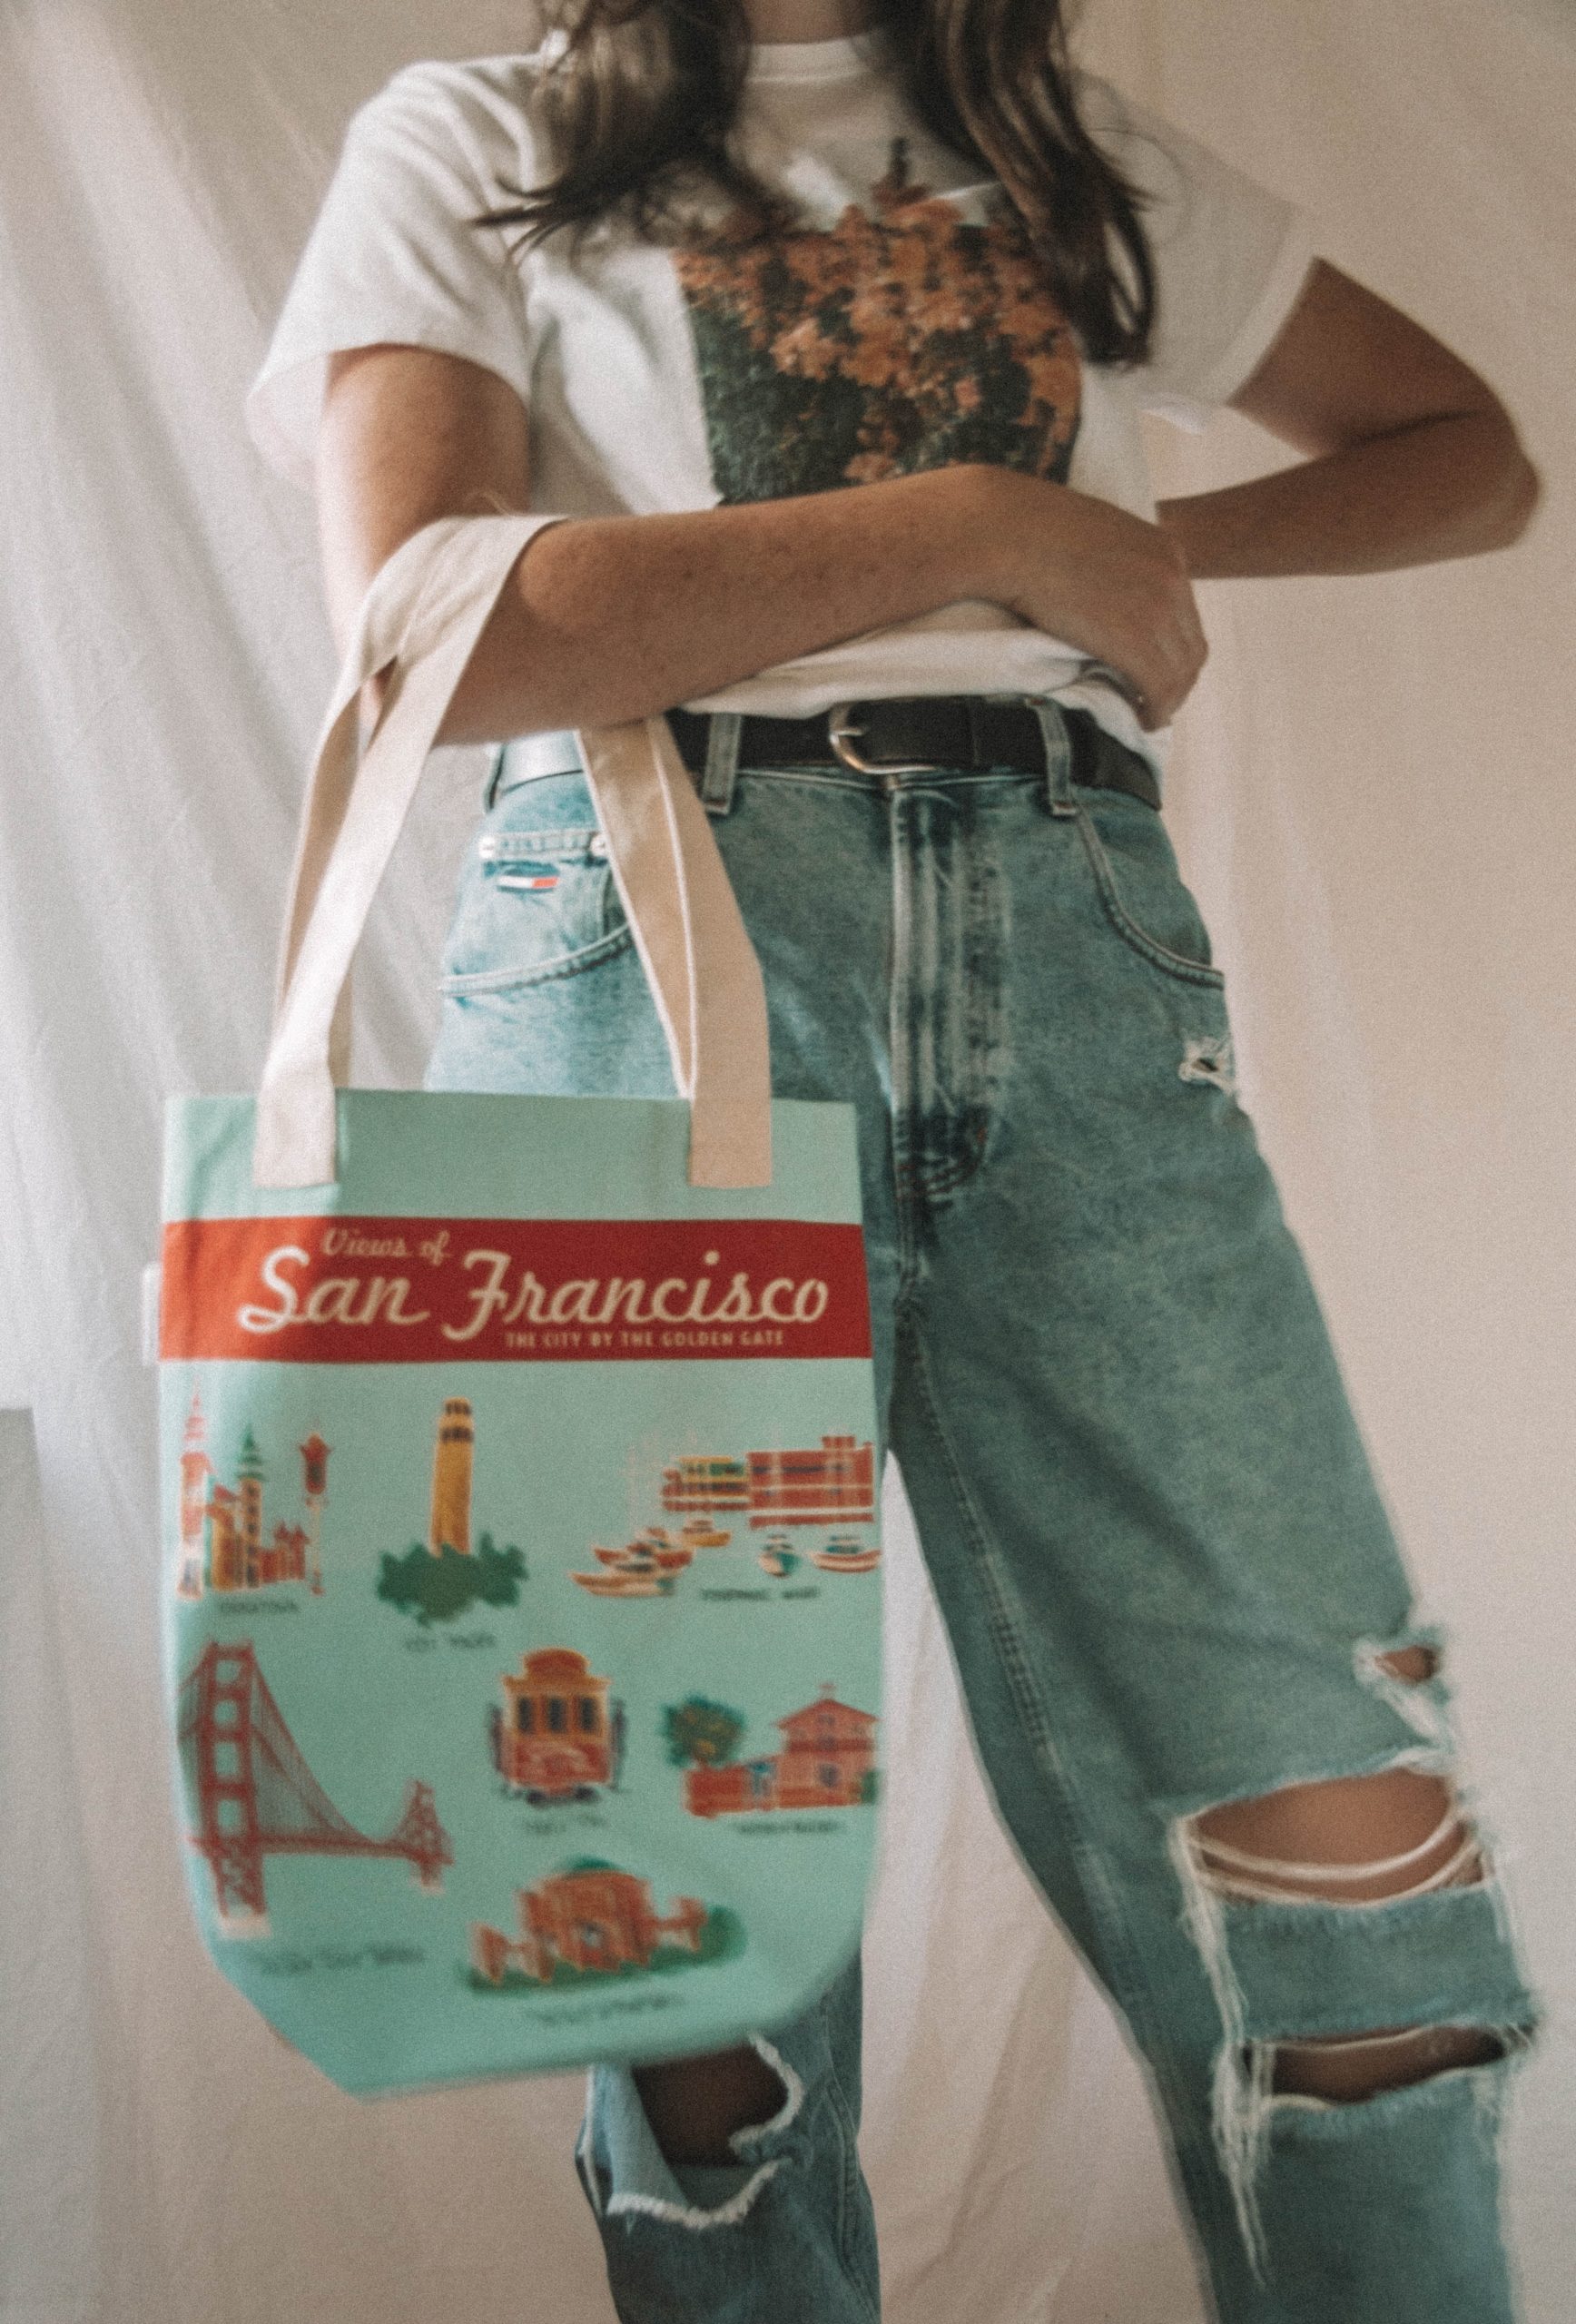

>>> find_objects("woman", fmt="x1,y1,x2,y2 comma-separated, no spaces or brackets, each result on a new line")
248,1,1542,2316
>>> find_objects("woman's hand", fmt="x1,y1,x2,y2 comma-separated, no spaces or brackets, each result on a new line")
975,471,1208,731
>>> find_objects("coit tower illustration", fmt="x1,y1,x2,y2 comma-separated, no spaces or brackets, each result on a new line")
429,1396,475,1556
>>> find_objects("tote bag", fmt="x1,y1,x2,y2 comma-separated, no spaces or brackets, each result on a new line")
154,514,883,2096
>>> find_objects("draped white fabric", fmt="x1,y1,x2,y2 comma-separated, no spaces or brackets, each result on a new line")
3,2,1571,2318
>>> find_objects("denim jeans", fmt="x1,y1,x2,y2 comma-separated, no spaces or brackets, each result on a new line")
424,700,1538,2323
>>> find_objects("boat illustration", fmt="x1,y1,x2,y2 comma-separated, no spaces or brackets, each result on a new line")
574,1533,681,1598
680,1516,732,1550
592,1528,693,1571
809,1532,882,1574
572,1566,674,1599
646,1526,701,1571
758,1532,800,1579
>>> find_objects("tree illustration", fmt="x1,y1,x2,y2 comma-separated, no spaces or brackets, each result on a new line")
471,1531,528,1608
662,1697,746,1769
377,1531,527,1626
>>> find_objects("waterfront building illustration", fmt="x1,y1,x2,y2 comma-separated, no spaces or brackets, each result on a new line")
660,1435,876,1531
747,1435,875,1528
682,1685,880,1817
429,1396,475,1555
661,1453,751,1514
175,1395,330,1598
470,1863,708,1985
489,1649,626,1802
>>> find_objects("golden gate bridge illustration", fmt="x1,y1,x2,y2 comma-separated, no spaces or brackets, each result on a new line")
179,1641,452,1931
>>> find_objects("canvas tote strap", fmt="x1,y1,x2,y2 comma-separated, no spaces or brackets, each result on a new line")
253,512,773,1191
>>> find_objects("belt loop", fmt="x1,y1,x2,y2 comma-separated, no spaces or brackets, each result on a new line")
482,742,508,812
698,710,743,816
1029,698,1078,818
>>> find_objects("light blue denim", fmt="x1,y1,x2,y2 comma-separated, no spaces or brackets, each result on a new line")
424,699,1539,2323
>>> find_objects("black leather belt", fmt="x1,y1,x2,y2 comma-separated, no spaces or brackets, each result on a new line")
665,696,1160,810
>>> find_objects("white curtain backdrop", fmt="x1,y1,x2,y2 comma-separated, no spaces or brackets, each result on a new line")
3,3,1571,2319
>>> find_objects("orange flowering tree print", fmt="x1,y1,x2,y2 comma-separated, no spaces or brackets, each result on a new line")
673,139,1081,503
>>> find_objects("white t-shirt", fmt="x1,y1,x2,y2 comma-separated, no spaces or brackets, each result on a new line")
247,31,1315,775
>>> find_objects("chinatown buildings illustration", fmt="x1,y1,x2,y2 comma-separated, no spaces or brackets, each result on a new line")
684,1686,879,1817
470,1865,708,1985
661,1434,876,1530
175,1394,330,1598
429,1396,475,1555
489,1649,626,1801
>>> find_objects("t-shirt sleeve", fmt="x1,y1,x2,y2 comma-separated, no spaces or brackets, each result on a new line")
1076,74,1318,430
245,61,539,490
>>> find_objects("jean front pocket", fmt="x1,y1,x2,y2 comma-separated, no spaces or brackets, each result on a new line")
438,823,634,993
1074,790,1225,990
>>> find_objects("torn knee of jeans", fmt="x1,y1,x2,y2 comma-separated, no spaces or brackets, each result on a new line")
607,2153,787,2232
1179,1032,1236,1097
728,2034,806,2153
1165,1751,1534,2278
594,2038,807,2233
1374,1642,1438,1684
633,2034,799,2171
1183,1768,1488,1908
1356,1624,1454,1747
644,2039,806,2229
1257,2017,1515,2104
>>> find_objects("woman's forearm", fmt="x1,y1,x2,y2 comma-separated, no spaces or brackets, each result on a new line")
1156,408,1540,581
321,349,1205,740
436,465,1215,743
435,464,1015,745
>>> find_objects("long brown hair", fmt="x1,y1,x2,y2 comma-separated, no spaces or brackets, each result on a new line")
474,0,1157,368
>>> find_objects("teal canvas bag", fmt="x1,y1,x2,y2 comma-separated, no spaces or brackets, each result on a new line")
156,516,882,2096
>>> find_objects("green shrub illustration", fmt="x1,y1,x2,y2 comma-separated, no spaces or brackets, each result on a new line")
663,1698,746,1768
377,1531,526,1626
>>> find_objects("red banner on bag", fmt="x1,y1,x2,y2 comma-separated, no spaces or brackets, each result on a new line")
160,1216,872,1364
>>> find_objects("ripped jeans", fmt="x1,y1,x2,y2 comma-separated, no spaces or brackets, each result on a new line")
424,699,1539,2323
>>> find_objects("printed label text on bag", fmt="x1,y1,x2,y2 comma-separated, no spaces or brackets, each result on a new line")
160,1216,872,1363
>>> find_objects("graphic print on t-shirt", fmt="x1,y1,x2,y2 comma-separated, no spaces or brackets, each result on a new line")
673,136,1081,505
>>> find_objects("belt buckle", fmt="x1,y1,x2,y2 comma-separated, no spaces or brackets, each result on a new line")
826,702,940,778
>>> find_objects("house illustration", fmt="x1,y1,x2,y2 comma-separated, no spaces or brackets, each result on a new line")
683,1686,879,1817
